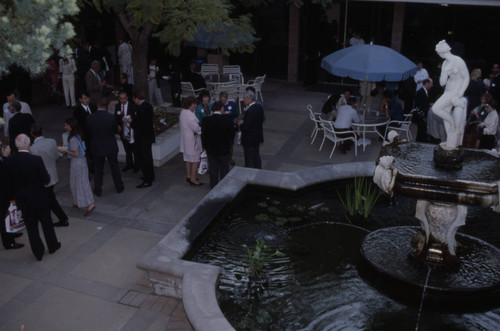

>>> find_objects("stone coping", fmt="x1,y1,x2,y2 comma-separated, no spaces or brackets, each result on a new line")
137,162,375,331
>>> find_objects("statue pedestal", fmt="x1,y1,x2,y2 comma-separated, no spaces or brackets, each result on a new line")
410,200,467,270
433,146,464,170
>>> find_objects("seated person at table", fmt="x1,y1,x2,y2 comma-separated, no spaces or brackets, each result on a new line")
195,90,211,122
378,90,404,140
478,100,499,150
333,97,360,153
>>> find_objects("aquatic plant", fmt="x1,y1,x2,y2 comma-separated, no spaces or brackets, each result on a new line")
338,176,380,219
242,238,284,278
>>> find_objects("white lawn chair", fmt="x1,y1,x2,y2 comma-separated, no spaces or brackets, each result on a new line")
384,112,413,142
319,118,358,158
243,74,265,102
200,64,219,80
307,104,323,144
223,65,243,84
181,81,204,100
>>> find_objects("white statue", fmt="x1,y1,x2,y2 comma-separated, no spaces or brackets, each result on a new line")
373,156,398,196
431,40,470,150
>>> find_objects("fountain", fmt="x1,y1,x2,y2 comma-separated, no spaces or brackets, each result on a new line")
369,40,500,307
136,40,500,330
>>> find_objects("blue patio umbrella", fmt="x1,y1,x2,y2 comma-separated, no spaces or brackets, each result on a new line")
321,44,417,82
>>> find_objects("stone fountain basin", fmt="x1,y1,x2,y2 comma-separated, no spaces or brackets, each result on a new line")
379,143,500,207
136,162,375,331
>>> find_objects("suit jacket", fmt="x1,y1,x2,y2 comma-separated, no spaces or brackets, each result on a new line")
132,101,155,145
85,69,103,103
87,109,119,156
8,112,35,143
0,156,13,209
414,87,430,115
29,136,60,187
6,151,50,209
201,113,234,156
73,103,95,139
241,102,264,147
114,102,137,136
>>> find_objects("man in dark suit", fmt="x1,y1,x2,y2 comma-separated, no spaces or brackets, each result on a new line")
201,101,234,189
6,134,61,261
73,91,95,173
87,98,124,196
114,91,138,172
413,78,433,142
132,90,155,188
30,124,69,227
490,64,500,104
1,141,24,250
240,90,264,169
8,100,35,153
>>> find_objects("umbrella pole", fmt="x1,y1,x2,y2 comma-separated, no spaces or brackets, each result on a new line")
343,0,348,48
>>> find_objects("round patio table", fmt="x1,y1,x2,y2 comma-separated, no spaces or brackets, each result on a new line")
352,115,389,151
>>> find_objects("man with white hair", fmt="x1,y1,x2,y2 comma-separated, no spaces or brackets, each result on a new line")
239,90,264,169
6,134,61,261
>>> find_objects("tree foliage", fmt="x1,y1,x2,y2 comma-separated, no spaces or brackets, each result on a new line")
0,0,79,75
93,0,256,56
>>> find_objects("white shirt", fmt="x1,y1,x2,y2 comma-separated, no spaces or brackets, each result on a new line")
483,110,499,135
334,105,360,129
118,102,134,143
414,68,429,91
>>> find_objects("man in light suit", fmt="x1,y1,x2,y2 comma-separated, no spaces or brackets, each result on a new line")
2,90,32,141
87,98,124,196
85,60,107,107
30,124,69,227
6,134,61,261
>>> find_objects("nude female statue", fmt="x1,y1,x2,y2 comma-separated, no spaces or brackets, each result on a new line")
431,40,470,150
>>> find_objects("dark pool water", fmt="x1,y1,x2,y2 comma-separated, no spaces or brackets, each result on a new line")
186,183,500,330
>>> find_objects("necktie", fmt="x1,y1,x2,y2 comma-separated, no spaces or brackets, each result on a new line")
122,104,125,118
86,106,91,114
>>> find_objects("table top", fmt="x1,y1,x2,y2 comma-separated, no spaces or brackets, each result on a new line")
352,115,389,127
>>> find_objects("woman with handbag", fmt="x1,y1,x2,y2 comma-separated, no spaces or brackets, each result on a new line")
179,96,203,186
58,118,95,216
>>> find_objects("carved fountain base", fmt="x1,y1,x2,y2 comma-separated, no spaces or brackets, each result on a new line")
408,200,467,270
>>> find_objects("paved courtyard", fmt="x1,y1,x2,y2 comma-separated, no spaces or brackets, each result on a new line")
0,80,388,330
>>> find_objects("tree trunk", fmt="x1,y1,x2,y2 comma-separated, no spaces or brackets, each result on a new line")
132,39,149,95
116,13,154,97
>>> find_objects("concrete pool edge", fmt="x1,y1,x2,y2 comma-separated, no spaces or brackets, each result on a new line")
137,162,376,330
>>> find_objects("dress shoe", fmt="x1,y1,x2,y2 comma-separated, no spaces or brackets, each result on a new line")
54,220,69,227
136,182,152,189
189,180,203,186
186,177,191,183
4,242,24,250
133,168,140,173
94,190,102,197
116,187,124,193
49,242,61,254
122,165,133,172
36,254,43,261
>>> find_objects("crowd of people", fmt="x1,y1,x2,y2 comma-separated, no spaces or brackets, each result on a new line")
0,36,267,260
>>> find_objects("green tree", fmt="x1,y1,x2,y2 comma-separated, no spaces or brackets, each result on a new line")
0,0,79,75
92,0,255,94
